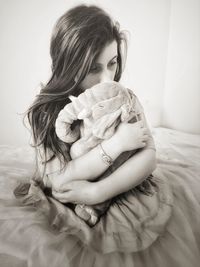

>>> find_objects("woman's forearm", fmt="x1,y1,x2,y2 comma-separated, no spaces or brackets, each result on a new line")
49,134,122,190
96,148,156,202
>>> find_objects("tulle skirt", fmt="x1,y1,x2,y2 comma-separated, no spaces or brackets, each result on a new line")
0,157,200,267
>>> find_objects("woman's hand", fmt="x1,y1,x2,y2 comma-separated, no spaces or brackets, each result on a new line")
114,120,149,152
52,180,100,205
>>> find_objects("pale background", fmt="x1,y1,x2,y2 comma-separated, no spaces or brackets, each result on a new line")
0,0,199,146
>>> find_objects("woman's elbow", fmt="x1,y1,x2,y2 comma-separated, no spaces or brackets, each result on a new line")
151,158,157,173
143,148,157,173
149,149,157,173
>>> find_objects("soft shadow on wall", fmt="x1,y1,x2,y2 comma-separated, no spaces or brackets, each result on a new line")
0,0,199,146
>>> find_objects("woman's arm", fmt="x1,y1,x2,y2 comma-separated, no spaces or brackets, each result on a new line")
97,147,156,202
39,135,122,190
52,146,156,205
39,120,148,191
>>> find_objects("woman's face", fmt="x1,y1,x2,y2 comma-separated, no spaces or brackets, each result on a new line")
79,40,118,90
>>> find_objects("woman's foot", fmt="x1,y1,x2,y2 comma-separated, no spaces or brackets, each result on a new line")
75,204,98,227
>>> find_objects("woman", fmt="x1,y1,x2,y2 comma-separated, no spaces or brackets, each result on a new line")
28,4,157,222
0,4,199,267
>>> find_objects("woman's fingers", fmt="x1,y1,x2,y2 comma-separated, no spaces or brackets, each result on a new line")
143,134,149,140
135,120,144,128
139,134,149,147
141,127,148,134
52,180,98,205
140,142,146,147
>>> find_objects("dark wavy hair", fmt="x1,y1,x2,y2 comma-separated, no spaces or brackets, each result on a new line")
26,4,127,169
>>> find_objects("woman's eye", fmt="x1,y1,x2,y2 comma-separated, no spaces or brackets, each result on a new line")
89,65,100,73
109,60,117,67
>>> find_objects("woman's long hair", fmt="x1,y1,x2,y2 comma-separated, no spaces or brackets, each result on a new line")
26,4,127,169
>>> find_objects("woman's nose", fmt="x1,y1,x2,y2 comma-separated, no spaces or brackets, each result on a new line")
98,70,112,83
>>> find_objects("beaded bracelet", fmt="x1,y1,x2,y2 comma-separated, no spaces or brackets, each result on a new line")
99,143,114,166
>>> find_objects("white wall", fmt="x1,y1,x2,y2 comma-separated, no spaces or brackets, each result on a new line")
0,0,199,146
162,0,200,134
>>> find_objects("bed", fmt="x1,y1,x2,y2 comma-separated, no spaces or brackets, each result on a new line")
0,127,200,267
